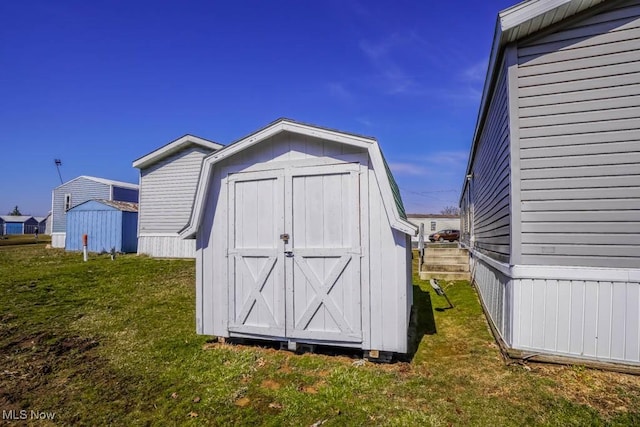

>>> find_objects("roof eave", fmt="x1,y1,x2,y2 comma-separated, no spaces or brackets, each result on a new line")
460,15,503,205
54,175,138,191
181,118,416,240
132,135,223,169
203,119,375,167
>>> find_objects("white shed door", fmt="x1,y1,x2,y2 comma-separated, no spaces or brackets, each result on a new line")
227,164,362,343
286,164,362,342
227,170,286,337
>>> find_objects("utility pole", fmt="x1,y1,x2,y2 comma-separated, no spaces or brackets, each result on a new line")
54,159,63,184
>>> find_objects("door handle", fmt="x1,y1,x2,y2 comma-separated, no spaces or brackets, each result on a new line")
284,251,294,258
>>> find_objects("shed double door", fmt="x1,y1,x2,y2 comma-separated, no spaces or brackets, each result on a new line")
227,163,362,343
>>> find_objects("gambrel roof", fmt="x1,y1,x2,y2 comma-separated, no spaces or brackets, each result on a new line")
181,118,417,238
132,134,224,169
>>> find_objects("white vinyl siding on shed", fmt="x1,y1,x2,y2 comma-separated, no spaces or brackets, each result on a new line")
196,132,368,338
470,57,512,263
195,129,413,353
518,0,640,268
138,147,210,234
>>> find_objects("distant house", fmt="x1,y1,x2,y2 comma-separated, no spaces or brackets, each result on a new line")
51,176,139,248
65,199,138,253
407,214,460,243
132,134,223,258
461,0,640,368
0,215,38,235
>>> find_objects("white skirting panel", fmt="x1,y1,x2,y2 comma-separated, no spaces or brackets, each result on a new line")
51,233,66,248
513,277,640,364
470,254,512,344
471,252,640,366
138,235,195,258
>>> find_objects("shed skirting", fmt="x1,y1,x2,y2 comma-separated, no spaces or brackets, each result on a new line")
470,251,640,367
51,233,66,248
138,234,195,258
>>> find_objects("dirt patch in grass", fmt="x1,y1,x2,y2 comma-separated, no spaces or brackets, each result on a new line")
0,333,101,406
261,379,282,390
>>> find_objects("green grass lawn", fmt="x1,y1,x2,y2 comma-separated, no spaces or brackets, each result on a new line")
0,234,51,247
1,246,639,426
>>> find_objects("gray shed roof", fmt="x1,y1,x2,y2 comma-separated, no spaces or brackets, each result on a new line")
224,117,378,147
380,151,408,221
54,176,139,191
92,199,139,212
0,215,35,223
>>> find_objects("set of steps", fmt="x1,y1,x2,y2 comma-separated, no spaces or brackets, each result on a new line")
419,245,470,281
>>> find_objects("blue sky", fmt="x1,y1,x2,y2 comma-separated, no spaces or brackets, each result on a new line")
1,0,515,216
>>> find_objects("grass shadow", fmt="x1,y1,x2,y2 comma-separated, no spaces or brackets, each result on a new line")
400,284,437,362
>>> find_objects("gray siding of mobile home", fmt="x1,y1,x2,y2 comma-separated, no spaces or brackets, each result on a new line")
463,0,640,367
517,0,640,269
137,146,210,257
112,187,139,203
52,179,112,234
467,57,512,263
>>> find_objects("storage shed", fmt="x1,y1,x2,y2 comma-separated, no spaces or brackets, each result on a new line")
181,118,417,356
65,199,138,253
461,0,640,369
0,216,38,235
133,134,223,258
34,213,51,235
51,176,139,248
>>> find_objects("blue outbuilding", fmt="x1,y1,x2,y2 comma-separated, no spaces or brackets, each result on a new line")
0,216,39,235
65,200,138,253
51,176,139,248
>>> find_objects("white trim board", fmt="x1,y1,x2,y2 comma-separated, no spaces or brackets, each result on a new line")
133,134,223,169
471,249,640,283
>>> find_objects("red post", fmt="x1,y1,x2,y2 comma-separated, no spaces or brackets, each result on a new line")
82,234,88,262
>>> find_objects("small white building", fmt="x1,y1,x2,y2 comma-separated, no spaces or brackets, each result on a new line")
133,134,223,258
181,118,417,355
461,0,640,369
407,214,460,244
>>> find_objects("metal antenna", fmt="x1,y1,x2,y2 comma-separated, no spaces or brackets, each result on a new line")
54,159,63,184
